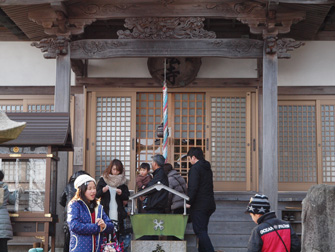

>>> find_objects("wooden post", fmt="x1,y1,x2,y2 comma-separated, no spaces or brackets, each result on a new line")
261,36,278,213
54,43,71,249
55,44,71,112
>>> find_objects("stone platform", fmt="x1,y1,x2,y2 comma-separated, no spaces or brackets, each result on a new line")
131,240,187,252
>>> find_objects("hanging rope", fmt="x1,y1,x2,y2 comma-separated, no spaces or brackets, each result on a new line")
162,59,168,161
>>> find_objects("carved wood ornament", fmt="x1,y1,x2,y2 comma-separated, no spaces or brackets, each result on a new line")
117,17,216,39
31,36,69,59
206,1,266,16
259,8,306,56
24,0,307,59
70,39,265,59
277,38,305,58
211,39,263,54
70,40,127,57
28,7,95,36
264,35,305,58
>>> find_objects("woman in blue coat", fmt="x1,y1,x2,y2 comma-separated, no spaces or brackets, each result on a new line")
67,174,114,252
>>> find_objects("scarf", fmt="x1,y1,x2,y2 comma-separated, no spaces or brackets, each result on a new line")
102,172,127,188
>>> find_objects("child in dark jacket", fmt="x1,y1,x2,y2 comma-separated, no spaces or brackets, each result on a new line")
246,194,301,252
135,162,152,212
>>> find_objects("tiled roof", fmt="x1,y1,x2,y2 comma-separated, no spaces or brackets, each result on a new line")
2,112,73,151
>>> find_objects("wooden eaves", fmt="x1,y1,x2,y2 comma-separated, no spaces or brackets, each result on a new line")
1,112,73,151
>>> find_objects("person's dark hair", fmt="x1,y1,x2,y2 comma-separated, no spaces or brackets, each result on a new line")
104,159,124,176
0,170,4,181
187,147,204,160
152,154,165,167
140,162,150,172
73,183,98,208
69,170,90,183
163,163,173,175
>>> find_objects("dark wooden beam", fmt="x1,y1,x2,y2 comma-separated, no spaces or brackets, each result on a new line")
2,85,335,96
75,77,260,88
0,0,64,5
71,59,85,77
0,8,28,40
1,0,332,4
68,2,266,19
0,86,83,95
70,39,264,59
272,0,334,3
278,86,335,95
315,31,335,40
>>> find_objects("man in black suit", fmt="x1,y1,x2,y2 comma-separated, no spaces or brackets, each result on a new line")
187,147,216,252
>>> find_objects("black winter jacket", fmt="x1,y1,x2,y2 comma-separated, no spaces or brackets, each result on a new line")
59,171,88,229
187,159,216,212
96,178,130,235
145,167,169,211
247,212,301,252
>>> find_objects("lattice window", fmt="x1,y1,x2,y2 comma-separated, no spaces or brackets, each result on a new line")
95,97,132,180
174,93,205,178
278,104,317,183
0,104,23,112
0,159,46,212
0,159,22,182
211,97,246,182
136,93,162,169
28,104,54,112
0,98,54,112
321,105,335,183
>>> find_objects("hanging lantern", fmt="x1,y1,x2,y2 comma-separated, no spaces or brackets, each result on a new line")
0,111,26,144
156,123,164,138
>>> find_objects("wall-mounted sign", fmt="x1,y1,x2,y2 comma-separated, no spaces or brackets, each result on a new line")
147,57,202,88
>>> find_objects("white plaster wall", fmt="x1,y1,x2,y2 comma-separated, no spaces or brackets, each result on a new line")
2,41,335,86
197,58,257,78
0,42,75,86
88,58,151,78
278,41,335,86
88,58,258,78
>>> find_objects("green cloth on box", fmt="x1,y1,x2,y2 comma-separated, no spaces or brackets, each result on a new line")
130,214,189,240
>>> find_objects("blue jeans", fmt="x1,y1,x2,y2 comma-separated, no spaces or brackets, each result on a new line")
191,209,215,252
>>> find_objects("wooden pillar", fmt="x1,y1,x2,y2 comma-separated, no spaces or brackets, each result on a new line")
55,44,71,112
261,36,278,213
54,43,71,248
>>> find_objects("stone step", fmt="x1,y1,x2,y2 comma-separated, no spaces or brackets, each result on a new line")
210,209,251,222
187,247,248,252
185,195,254,251
186,234,251,250
186,220,255,235
215,201,250,208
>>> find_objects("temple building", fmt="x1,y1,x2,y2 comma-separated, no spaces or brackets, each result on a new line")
1,0,335,251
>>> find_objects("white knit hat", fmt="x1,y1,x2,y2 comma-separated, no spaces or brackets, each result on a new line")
74,174,96,189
